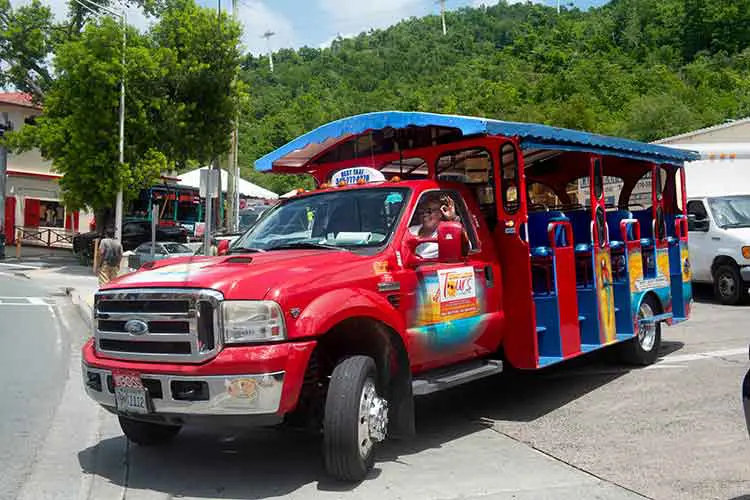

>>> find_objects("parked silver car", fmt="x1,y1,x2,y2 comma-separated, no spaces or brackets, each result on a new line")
130,241,195,268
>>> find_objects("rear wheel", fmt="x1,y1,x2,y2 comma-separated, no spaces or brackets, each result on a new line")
619,295,661,365
713,264,747,305
323,356,389,482
118,416,181,446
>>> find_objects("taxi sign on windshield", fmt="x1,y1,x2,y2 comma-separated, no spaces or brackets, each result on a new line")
331,167,385,186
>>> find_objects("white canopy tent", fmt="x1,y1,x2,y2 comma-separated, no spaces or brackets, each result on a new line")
178,167,279,199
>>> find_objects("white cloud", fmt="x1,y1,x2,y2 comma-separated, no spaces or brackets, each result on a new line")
318,0,429,36
236,1,296,56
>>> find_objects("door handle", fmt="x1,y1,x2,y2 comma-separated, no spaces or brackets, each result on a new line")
711,237,720,241
484,265,494,288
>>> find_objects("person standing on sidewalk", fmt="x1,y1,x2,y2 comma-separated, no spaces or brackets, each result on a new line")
97,229,123,286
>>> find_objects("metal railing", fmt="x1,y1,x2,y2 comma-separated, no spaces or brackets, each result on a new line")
14,226,76,249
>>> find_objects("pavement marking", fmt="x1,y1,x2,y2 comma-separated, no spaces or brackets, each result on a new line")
0,296,54,306
656,347,747,364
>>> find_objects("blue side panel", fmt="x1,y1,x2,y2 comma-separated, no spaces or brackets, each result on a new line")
534,296,562,359
576,288,600,346
669,244,686,319
613,281,634,335
255,111,700,171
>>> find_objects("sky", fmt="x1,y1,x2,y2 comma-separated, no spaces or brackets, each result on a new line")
30,0,608,56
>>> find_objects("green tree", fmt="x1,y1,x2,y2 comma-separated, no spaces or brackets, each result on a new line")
5,19,167,215
151,0,242,169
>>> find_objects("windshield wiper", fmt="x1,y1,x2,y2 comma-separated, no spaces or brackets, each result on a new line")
721,223,750,229
266,242,343,251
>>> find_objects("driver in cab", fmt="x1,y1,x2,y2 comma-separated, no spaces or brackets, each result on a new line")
409,192,460,259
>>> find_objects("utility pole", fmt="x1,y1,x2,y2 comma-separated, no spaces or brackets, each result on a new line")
262,31,275,72
436,0,446,36
557,0,561,14
225,0,240,232
0,112,10,259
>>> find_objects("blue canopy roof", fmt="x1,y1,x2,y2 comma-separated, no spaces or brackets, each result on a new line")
254,111,700,172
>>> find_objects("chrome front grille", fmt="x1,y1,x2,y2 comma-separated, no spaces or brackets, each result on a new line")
94,288,223,363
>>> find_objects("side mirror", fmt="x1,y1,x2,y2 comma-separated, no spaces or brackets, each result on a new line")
687,214,709,232
217,239,230,255
403,221,467,267
437,221,467,262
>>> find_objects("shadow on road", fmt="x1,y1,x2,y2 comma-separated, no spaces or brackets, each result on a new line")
76,346,663,498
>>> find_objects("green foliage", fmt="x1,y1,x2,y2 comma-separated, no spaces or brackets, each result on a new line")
6,19,167,211
3,0,241,213
236,0,750,194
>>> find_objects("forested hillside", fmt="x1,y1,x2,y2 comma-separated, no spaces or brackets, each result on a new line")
239,0,750,193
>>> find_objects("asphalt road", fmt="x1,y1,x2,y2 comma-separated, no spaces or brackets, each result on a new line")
0,275,72,500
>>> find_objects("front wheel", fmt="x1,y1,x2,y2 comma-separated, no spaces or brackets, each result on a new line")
323,356,389,482
618,295,662,365
118,416,181,446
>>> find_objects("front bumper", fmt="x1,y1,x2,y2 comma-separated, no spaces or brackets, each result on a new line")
743,368,750,438
82,338,316,418
83,366,285,416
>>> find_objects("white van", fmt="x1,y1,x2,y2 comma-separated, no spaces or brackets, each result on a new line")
668,143,750,304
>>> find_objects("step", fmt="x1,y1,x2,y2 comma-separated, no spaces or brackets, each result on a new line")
580,343,600,352
412,359,503,396
616,333,633,341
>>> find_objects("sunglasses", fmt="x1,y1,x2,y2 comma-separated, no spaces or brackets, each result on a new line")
419,207,441,215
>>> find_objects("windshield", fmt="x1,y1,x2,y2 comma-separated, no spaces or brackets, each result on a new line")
163,243,191,253
231,187,409,252
239,207,266,230
707,195,750,228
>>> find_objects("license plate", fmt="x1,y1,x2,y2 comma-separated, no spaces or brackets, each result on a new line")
113,370,151,414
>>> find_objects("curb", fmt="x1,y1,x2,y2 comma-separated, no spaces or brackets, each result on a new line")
66,287,94,328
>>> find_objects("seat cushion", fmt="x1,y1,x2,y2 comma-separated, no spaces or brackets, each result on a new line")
640,238,654,248
575,243,591,254
667,236,679,246
610,240,625,251
531,246,553,258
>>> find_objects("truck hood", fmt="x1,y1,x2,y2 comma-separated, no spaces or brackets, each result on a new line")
106,250,368,300
723,226,750,243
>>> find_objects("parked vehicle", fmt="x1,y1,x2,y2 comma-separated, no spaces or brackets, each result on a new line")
81,111,697,482
128,241,194,269
73,219,189,262
668,143,750,304
238,204,269,232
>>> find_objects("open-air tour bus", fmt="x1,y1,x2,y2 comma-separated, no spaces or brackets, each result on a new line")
254,111,699,370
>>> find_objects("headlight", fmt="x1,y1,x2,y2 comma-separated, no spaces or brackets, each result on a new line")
222,301,286,344
743,246,750,260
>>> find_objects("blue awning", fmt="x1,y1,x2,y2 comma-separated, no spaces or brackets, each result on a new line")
254,111,700,172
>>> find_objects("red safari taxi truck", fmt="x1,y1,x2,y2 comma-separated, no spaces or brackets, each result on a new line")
82,111,699,481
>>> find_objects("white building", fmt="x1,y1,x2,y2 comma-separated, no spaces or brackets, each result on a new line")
1,92,91,246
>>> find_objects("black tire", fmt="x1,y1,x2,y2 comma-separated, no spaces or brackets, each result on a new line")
618,295,662,366
118,416,181,446
713,264,747,305
323,355,386,482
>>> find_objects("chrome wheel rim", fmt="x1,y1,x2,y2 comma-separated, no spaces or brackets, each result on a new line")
638,302,656,352
357,379,388,459
719,272,736,298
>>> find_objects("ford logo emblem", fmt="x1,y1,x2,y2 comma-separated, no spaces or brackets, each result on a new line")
125,319,149,336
